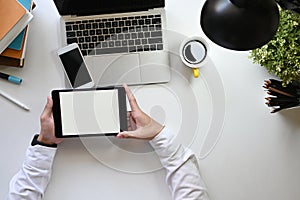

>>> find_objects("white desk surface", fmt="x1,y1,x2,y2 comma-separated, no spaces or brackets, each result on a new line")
1,0,300,199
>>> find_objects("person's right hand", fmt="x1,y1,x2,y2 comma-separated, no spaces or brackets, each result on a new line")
116,84,164,140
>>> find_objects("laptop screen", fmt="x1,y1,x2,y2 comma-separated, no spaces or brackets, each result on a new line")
53,0,165,16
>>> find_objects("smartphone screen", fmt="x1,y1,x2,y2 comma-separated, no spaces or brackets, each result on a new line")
59,89,119,136
59,47,93,88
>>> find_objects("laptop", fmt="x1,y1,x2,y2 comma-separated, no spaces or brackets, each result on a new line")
53,0,171,87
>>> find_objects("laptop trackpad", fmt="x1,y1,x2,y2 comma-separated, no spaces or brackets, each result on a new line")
87,54,141,87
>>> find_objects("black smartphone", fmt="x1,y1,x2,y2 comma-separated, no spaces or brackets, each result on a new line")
57,43,94,89
51,86,127,137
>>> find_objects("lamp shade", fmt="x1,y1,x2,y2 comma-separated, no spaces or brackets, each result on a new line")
200,0,280,50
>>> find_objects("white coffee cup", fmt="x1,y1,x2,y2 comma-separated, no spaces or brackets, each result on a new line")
179,36,209,78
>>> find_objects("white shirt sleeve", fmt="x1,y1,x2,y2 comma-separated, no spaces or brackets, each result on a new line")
7,128,209,200
7,145,57,200
149,128,209,200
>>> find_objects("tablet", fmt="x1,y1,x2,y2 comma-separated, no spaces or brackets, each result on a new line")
52,86,127,137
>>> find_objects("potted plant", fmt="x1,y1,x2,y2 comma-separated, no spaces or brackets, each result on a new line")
249,7,300,85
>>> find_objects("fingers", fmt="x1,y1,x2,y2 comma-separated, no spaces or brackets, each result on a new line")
123,83,140,112
126,111,137,131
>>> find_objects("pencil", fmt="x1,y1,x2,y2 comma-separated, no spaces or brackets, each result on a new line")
0,90,30,111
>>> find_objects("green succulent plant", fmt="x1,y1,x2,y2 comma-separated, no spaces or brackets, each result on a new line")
250,8,300,85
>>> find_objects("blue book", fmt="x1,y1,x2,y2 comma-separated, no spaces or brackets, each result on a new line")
7,0,31,50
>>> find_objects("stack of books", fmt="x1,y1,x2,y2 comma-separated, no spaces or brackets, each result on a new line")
0,0,34,67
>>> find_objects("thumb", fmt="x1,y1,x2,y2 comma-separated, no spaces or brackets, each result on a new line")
42,96,53,117
116,131,137,139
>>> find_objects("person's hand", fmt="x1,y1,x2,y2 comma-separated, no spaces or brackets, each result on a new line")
38,96,63,145
116,84,164,140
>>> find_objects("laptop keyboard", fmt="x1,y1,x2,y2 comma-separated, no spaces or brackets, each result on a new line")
65,14,163,56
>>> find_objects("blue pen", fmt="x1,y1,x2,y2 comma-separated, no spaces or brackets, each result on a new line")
0,72,22,84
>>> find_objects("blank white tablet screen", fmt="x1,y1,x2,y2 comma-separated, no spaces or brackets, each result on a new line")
59,90,120,136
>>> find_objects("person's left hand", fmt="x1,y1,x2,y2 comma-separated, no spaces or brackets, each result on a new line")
38,96,63,145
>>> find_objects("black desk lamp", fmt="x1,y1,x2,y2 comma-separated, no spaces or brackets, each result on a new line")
200,0,280,50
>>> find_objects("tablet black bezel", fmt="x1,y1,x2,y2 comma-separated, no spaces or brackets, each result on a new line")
51,86,127,138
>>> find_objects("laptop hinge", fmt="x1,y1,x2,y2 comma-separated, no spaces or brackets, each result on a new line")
62,8,164,19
